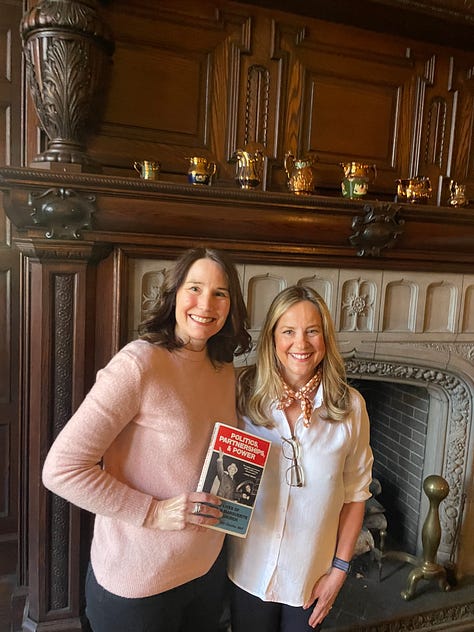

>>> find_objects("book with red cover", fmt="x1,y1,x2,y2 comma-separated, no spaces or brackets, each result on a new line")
196,422,271,537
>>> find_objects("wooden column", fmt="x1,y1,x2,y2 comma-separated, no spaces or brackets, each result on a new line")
16,237,111,632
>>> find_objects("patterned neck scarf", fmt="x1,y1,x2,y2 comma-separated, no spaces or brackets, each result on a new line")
276,366,322,428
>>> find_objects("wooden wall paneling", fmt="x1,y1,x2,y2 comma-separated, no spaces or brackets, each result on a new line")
414,54,456,205
218,12,283,187
235,0,474,50
402,54,432,182
15,238,111,631
0,0,21,578
206,12,234,182
272,20,440,198
88,2,214,176
0,1,22,168
93,248,121,372
0,253,19,576
208,10,251,182
448,57,474,203
33,0,474,200
88,1,257,185
93,245,145,373
268,21,307,191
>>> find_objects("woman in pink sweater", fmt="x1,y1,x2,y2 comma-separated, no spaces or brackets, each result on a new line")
42,248,251,632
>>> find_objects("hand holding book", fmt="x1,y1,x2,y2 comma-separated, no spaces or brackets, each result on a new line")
196,422,271,537
143,491,223,531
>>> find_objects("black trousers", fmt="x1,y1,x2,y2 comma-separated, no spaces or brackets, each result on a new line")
230,582,321,632
85,547,227,632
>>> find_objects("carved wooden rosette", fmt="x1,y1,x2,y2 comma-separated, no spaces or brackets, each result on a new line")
20,0,114,171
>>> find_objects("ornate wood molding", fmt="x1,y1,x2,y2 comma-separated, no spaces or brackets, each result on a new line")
16,237,111,632
236,0,474,50
1,166,474,272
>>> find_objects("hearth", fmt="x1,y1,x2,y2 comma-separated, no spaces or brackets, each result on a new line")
323,554,474,631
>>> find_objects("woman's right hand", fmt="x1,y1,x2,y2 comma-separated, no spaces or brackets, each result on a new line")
144,492,223,531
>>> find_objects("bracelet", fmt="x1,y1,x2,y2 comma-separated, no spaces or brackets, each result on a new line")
332,556,351,574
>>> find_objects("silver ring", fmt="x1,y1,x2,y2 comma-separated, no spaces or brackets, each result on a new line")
193,502,202,515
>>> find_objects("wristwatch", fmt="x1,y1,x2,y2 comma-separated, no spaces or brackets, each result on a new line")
332,556,352,574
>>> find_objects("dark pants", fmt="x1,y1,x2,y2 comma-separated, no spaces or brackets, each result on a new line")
85,547,227,632
230,583,321,632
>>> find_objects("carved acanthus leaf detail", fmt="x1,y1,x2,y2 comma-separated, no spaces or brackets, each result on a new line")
20,0,114,168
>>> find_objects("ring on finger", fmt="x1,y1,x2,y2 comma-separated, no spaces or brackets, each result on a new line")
192,502,202,515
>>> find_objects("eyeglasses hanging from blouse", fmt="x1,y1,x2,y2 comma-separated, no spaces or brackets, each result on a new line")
281,436,304,487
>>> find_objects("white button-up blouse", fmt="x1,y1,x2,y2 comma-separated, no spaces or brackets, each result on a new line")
227,384,373,607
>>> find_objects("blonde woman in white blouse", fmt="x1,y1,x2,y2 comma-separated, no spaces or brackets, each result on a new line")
228,285,373,631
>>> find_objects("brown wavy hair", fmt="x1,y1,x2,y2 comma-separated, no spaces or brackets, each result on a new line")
138,248,252,364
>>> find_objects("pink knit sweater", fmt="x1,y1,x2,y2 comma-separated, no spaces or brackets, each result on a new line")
42,339,238,598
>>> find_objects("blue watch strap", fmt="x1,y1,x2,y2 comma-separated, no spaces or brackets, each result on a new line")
332,556,351,574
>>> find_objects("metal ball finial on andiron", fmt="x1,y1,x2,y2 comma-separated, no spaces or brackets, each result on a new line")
379,474,452,600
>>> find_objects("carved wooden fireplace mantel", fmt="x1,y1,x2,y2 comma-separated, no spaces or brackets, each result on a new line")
2,166,474,270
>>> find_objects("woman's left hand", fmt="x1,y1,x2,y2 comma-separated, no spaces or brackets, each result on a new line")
303,568,347,628
144,492,222,531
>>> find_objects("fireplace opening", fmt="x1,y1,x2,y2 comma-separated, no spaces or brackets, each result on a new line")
322,372,474,630
351,379,430,555
344,355,472,579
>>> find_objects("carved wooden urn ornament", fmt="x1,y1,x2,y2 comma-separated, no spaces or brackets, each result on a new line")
20,0,114,171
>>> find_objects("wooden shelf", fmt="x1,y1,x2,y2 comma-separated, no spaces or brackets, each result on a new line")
1,166,474,271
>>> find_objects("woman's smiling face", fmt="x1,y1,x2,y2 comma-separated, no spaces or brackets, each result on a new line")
274,300,326,389
174,258,231,351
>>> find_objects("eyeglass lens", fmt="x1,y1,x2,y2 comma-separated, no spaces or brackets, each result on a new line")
282,437,304,487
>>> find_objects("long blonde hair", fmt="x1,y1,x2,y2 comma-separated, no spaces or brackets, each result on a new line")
237,285,350,426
